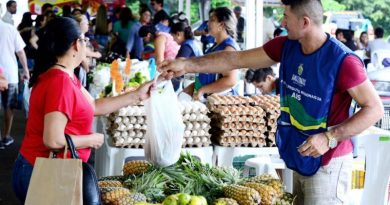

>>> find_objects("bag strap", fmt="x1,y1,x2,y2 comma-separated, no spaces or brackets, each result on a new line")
65,134,80,159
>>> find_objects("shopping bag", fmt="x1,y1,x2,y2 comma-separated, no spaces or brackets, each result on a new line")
144,80,185,167
25,145,83,205
23,80,30,118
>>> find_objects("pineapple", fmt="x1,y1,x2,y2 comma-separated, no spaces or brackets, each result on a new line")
100,187,131,204
110,193,147,205
99,175,125,182
223,185,261,205
214,198,239,205
123,160,151,176
98,180,123,188
249,174,276,182
262,179,284,198
275,192,295,205
243,182,277,205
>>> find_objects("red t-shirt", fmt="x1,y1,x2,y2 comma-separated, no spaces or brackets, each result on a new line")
20,69,94,165
263,36,367,166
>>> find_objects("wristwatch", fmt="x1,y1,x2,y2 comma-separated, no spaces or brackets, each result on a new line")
325,131,337,149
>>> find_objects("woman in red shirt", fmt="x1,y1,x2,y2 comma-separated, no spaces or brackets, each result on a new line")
12,17,155,204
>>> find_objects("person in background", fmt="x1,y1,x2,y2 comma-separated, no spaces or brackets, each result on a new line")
357,31,368,50
71,8,83,16
12,17,155,203
233,6,245,45
343,30,357,51
0,15,30,149
151,0,169,25
186,7,240,101
2,0,16,25
17,12,35,69
126,6,152,60
94,5,110,47
113,7,135,48
159,0,384,203
357,31,370,67
30,10,57,50
335,28,346,43
34,3,53,28
153,7,171,33
73,14,102,87
194,9,215,53
366,27,390,59
170,21,203,91
62,5,72,17
138,24,179,64
245,68,279,95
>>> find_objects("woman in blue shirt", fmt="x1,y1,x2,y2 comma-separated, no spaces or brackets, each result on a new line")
170,21,203,91
189,7,240,101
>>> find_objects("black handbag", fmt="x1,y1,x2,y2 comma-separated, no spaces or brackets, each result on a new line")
65,134,102,205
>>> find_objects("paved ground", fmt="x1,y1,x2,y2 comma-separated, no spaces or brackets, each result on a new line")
0,110,26,205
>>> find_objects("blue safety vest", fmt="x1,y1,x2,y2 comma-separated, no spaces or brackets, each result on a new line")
194,37,240,92
276,35,355,176
182,39,203,57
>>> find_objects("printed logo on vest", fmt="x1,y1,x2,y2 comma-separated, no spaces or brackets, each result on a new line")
292,64,306,87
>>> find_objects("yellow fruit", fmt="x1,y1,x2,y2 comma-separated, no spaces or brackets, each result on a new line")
123,160,151,176
110,193,147,205
213,198,238,205
189,196,204,205
163,195,179,205
98,180,123,188
262,179,284,198
100,187,131,204
243,182,277,205
177,193,192,205
223,185,261,205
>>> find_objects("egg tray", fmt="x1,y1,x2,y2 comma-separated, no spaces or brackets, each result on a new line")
207,95,255,106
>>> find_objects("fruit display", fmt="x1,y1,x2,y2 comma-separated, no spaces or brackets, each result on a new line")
106,105,147,148
251,96,280,147
207,95,267,147
98,153,294,205
179,101,212,148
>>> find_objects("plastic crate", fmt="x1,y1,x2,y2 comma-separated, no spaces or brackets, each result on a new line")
232,155,256,177
375,103,390,130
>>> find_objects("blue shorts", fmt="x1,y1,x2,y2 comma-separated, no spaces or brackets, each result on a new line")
1,83,18,109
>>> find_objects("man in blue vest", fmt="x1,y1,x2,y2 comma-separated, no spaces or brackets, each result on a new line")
159,0,384,204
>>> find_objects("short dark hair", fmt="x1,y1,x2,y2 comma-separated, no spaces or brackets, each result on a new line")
139,25,157,38
273,27,283,38
30,17,81,87
153,10,170,24
245,68,275,83
42,3,53,13
281,0,323,26
6,0,16,8
151,0,164,7
171,22,194,40
374,27,384,38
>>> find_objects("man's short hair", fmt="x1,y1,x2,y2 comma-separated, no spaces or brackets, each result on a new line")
374,27,384,38
6,0,16,8
41,3,53,13
152,0,164,7
281,0,323,26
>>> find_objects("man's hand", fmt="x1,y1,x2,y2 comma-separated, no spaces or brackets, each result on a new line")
0,74,8,91
158,59,187,80
22,69,30,80
298,132,330,158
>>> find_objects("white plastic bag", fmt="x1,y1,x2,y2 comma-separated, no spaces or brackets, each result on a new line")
22,80,30,118
144,80,185,167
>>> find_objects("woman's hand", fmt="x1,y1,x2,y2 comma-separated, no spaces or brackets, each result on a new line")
136,80,156,101
88,133,104,149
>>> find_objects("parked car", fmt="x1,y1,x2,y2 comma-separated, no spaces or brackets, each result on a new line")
323,11,374,39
